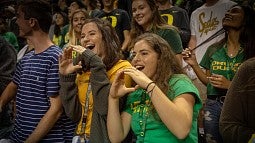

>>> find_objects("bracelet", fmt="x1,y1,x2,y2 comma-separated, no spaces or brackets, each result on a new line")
148,84,156,98
145,81,155,91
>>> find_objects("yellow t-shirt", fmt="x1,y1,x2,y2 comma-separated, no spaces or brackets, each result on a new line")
52,34,62,46
75,60,132,135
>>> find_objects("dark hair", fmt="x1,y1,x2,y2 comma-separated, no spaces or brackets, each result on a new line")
83,18,121,70
238,3,255,60
54,11,69,36
87,0,98,10
130,33,184,93
17,0,52,33
0,17,9,34
68,0,86,9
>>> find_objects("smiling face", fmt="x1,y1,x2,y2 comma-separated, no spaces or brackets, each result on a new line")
55,13,64,26
223,5,245,30
131,39,158,79
81,22,105,58
72,11,87,34
132,0,153,30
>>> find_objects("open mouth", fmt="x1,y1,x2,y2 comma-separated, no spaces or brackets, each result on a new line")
135,65,144,71
86,44,95,50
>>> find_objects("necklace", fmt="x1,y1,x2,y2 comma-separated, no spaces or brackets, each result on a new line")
224,43,243,80
137,90,152,142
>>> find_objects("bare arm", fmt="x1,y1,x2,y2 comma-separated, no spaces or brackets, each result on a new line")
121,30,131,52
175,53,183,67
192,65,210,85
107,97,131,143
182,48,210,85
25,95,63,143
148,85,195,139
188,35,196,50
0,82,17,112
107,71,134,142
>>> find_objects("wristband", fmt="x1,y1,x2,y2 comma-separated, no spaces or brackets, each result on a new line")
145,81,155,91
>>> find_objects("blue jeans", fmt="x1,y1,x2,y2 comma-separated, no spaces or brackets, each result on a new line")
204,99,223,143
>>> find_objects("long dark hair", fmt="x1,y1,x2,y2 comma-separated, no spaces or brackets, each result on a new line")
239,3,255,60
54,11,69,37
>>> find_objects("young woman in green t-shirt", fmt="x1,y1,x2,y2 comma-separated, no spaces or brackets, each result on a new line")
107,33,202,143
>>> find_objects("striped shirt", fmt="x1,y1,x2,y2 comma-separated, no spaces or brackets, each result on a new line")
11,45,75,142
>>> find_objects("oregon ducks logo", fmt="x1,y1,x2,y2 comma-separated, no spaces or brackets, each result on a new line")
160,14,174,25
102,16,117,28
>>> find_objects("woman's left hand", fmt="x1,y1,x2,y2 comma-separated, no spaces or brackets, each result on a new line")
208,74,231,89
110,70,137,99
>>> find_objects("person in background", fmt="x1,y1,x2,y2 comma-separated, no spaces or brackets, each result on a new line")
130,0,183,65
107,33,202,142
94,0,131,59
59,18,132,143
185,0,236,141
51,11,69,46
67,0,87,20
57,0,69,14
0,17,19,52
219,2,255,143
183,3,255,143
219,58,255,143
115,0,132,21
0,37,16,139
61,9,89,48
60,0,87,48
81,0,102,16
156,0,191,48
0,1,75,142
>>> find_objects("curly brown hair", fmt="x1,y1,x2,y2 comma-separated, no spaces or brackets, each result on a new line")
130,33,184,93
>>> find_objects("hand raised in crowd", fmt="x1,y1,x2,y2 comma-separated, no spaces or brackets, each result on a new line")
182,48,199,67
58,46,83,75
123,67,153,89
110,69,137,99
110,67,155,99
70,45,86,55
207,74,231,89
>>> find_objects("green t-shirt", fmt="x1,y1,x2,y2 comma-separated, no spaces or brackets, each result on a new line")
155,28,183,54
1,32,19,52
124,74,202,143
200,42,244,96
59,24,69,48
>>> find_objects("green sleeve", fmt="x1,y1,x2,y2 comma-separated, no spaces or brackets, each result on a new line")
168,74,202,107
199,47,211,70
156,28,183,54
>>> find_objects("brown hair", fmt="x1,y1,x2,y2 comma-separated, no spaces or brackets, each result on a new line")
83,18,122,70
130,33,184,93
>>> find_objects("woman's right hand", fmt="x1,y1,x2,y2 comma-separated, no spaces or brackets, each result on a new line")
182,48,199,67
110,70,137,99
59,47,82,75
